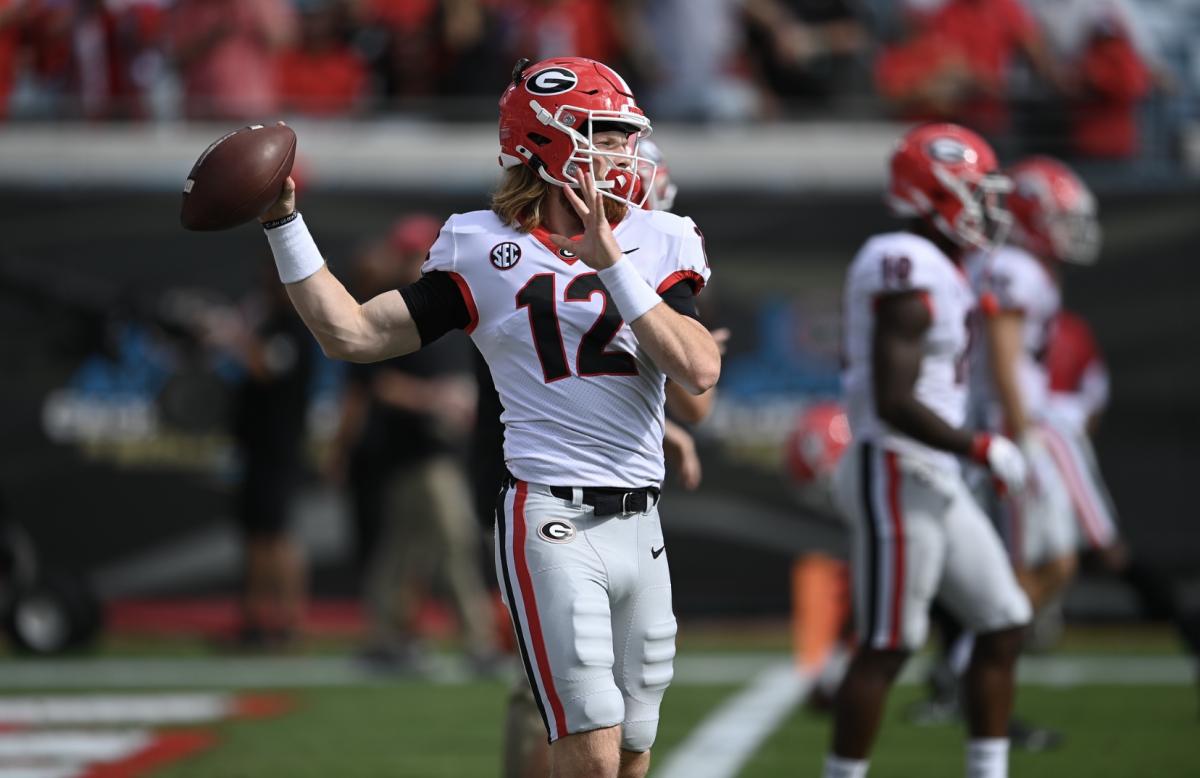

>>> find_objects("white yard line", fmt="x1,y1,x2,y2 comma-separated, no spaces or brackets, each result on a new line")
654,662,814,778
0,652,1190,690
0,652,780,691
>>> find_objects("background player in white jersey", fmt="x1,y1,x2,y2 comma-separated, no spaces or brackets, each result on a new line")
1011,169,1200,692
966,156,1101,613
823,123,1032,778
254,57,720,778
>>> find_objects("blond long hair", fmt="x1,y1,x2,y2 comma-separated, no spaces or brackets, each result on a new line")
491,165,627,233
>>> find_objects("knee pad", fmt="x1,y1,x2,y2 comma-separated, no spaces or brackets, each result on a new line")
616,616,676,752
620,717,659,752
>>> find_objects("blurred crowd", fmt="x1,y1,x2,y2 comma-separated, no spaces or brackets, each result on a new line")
0,0,1196,160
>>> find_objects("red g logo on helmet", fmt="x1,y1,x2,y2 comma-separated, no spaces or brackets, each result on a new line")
525,67,578,96
926,137,978,165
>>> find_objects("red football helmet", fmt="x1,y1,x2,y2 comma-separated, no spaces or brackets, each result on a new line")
785,402,852,487
499,57,654,207
886,123,1013,251
636,139,677,212
1007,156,1100,265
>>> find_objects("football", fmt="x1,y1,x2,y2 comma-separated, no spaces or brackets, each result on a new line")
180,123,296,231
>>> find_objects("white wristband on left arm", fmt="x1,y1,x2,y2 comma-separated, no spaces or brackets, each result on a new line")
597,258,661,323
264,212,325,284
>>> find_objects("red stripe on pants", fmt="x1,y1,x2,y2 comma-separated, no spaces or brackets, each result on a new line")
1040,426,1108,548
512,482,568,737
885,451,905,650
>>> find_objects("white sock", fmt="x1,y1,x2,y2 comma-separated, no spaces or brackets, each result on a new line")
966,738,1009,778
949,633,976,677
822,754,868,778
817,643,851,699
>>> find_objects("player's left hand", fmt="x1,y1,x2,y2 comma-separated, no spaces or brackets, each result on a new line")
663,420,702,491
980,434,1028,494
549,170,623,270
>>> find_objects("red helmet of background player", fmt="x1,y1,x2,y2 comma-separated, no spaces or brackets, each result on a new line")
637,139,677,212
886,123,1013,251
498,56,655,208
785,402,852,486
1007,156,1101,265
388,213,441,256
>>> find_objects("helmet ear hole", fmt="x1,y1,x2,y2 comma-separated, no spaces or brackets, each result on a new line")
527,133,552,147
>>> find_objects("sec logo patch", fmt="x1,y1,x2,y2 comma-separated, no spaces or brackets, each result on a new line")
491,242,522,270
538,520,576,544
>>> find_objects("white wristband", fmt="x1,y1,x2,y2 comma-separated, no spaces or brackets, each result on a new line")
597,259,660,323
264,212,325,284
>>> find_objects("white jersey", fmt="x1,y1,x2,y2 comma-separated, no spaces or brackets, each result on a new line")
423,207,710,488
842,232,975,472
966,246,1061,427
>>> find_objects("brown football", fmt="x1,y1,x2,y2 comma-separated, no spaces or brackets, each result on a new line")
180,123,297,231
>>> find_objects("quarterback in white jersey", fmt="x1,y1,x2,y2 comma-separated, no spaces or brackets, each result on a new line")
824,124,1031,778
422,206,708,489
254,57,720,778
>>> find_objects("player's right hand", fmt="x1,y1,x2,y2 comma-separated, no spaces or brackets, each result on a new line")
259,175,297,224
973,433,1027,494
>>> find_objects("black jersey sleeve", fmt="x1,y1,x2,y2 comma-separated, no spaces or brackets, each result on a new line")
659,279,701,321
398,271,473,346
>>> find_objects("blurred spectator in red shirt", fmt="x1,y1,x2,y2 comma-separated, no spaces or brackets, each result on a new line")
352,0,501,103
277,2,367,117
12,1,73,115
171,0,296,120
500,0,619,63
875,0,1064,135
0,0,30,120
71,0,142,118
1069,11,1151,159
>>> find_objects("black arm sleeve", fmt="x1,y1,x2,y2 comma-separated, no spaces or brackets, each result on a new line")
659,279,701,320
398,271,472,346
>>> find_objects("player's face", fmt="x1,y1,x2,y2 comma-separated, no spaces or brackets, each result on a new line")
589,130,634,179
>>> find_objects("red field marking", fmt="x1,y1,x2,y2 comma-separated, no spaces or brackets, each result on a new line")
106,597,465,639
232,694,294,719
79,731,215,778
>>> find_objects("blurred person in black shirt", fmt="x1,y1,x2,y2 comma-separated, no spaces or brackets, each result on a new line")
202,260,315,648
743,0,869,114
325,215,501,672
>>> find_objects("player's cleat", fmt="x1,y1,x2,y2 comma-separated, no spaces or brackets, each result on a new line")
904,693,961,727
357,641,435,677
1022,597,1066,653
211,623,297,653
465,648,511,680
1008,716,1064,752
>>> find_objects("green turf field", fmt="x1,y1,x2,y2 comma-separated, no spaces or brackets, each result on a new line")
2,625,1195,777
153,682,740,778
145,676,1196,777
749,684,1198,778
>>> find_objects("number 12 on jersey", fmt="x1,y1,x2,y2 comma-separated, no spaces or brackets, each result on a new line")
516,273,639,383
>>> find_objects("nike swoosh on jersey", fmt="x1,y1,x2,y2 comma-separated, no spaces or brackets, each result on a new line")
651,545,665,559
622,247,640,255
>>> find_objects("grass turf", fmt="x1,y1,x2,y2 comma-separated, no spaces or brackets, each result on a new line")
148,680,1198,776
748,683,1198,777
153,681,740,778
